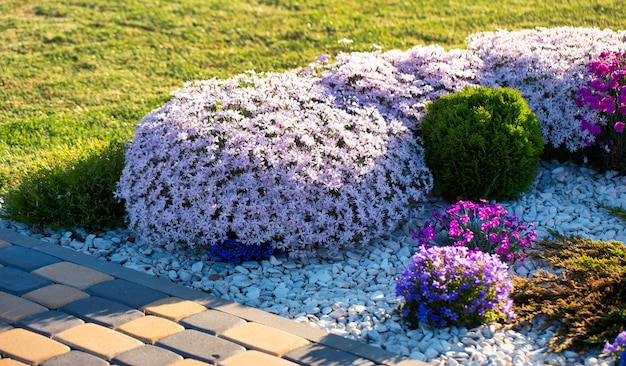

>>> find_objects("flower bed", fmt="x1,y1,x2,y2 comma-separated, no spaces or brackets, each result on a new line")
117,70,433,258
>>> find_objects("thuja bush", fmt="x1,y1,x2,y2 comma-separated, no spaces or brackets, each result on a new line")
467,27,626,153
2,140,126,230
117,70,433,258
511,232,626,352
413,199,536,262
420,86,544,201
395,245,515,329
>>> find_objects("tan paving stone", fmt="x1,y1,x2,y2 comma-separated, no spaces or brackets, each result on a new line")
116,315,184,344
0,292,48,323
32,262,113,290
54,323,143,360
22,284,90,309
142,297,207,321
220,322,309,357
0,359,29,366
0,328,69,365
169,360,214,366
219,350,299,366
0,240,10,248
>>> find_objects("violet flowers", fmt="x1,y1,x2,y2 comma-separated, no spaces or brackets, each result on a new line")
395,245,515,329
604,331,626,366
412,200,536,262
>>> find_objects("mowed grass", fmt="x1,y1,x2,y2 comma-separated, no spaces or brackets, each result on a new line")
1,0,625,192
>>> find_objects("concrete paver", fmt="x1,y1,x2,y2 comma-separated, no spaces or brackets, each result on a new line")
220,322,310,357
0,267,53,296
59,296,144,328
0,245,60,272
284,343,376,366
142,297,207,321
0,359,29,366
0,292,48,324
156,329,245,364
0,321,12,332
33,262,113,289
39,350,110,366
180,309,246,335
220,350,300,366
86,279,168,309
0,328,70,365
22,284,90,309
54,323,144,360
168,360,213,366
111,344,183,366
15,310,84,337
116,315,184,344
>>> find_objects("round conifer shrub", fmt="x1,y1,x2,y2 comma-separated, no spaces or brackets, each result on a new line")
116,70,433,258
420,86,544,201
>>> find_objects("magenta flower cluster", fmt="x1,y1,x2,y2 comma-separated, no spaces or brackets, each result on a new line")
395,245,515,329
577,51,626,169
412,200,536,262
603,331,626,366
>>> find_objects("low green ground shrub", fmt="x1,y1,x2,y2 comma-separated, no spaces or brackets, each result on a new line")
1,140,126,230
511,231,626,352
420,86,544,202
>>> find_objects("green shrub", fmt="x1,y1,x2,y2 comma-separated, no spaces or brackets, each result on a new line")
1,140,126,230
420,86,544,201
512,231,626,352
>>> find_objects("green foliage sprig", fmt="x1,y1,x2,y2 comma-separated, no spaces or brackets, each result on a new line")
420,86,544,201
511,230,626,352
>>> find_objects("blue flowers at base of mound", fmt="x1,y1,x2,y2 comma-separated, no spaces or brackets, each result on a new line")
209,239,278,265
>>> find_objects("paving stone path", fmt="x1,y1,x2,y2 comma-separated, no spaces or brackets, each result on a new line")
0,228,425,366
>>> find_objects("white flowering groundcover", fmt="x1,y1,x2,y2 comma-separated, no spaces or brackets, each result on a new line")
116,27,626,258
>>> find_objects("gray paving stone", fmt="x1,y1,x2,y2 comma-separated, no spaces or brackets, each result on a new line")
284,343,376,366
0,267,53,296
59,296,144,328
85,279,168,309
39,350,110,366
156,329,245,364
0,291,48,324
0,320,13,332
111,345,183,366
0,245,60,272
16,310,84,337
180,310,246,335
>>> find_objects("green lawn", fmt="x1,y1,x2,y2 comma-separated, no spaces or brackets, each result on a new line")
1,0,625,192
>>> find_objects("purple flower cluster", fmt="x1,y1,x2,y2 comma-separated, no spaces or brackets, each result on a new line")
209,239,275,265
395,245,515,329
577,51,626,169
604,331,626,366
116,70,433,258
467,27,626,151
413,200,536,262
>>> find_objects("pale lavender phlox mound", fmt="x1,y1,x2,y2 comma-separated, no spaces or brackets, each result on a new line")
319,45,482,130
467,26,626,151
117,70,433,258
